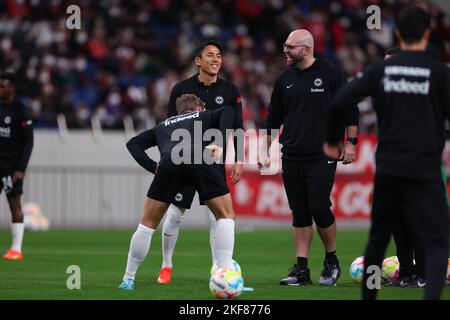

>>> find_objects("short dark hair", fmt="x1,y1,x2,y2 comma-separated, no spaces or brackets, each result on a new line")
384,46,400,56
195,41,222,59
176,94,205,114
0,70,16,87
397,6,431,44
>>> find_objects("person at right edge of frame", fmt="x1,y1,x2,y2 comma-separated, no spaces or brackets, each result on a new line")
259,29,359,286
383,46,427,289
324,6,450,300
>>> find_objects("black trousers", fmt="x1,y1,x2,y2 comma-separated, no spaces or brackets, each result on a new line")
362,174,449,300
392,210,426,278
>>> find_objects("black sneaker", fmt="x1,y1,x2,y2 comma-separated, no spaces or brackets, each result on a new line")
385,276,409,287
400,274,426,288
319,260,341,286
279,264,312,286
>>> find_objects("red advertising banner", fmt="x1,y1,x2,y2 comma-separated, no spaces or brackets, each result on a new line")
227,135,378,221
228,171,374,221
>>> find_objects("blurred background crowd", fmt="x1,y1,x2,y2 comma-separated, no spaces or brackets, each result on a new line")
0,0,449,132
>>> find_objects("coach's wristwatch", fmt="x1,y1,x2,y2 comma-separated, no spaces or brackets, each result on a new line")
346,137,358,145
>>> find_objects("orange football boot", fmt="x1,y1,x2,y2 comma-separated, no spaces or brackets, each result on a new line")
3,249,23,260
157,267,172,284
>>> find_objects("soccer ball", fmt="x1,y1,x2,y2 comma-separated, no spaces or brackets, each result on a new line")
381,256,400,283
350,256,365,283
23,202,50,231
211,259,242,276
209,267,244,299
446,258,450,285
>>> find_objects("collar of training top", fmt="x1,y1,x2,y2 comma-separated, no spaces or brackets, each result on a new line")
193,74,222,87
291,56,324,74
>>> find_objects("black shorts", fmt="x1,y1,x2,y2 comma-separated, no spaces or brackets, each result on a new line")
147,162,229,208
0,168,23,198
163,163,226,209
281,158,336,215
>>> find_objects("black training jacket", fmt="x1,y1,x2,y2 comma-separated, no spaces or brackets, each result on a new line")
266,57,359,160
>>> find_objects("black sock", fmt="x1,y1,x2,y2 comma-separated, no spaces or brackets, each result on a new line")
297,257,308,270
325,251,338,263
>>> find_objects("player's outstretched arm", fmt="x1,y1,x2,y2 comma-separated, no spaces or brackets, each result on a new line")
327,67,374,147
338,71,360,164
231,87,244,163
208,106,235,144
126,129,159,174
259,77,283,169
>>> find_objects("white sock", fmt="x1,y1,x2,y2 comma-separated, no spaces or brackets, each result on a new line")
161,205,185,268
213,218,235,269
207,208,218,263
123,224,154,281
11,223,25,253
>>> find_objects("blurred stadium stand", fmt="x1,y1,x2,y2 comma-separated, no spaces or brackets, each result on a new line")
1,0,449,132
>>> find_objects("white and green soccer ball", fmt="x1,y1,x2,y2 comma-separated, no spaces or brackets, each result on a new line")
349,256,365,283
209,267,244,299
211,259,242,276
381,256,400,283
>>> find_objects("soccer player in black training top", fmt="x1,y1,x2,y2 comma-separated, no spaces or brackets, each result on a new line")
324,7,450,300
158,41,244,284
383,47,426,288
260,29,359,286
0,70,34,261
119,94,236,290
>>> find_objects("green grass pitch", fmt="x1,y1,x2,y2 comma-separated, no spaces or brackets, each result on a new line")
0,229,448,300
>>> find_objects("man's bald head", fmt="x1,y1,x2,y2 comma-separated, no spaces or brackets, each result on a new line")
286,29,314,50
283,29,315,67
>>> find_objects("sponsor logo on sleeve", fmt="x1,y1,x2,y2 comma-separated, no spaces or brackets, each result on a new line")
21,120,33,127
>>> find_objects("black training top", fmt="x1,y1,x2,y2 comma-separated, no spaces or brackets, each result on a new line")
167,75,243,161
265,57,359,160
327,50,450,180
0,99,34,171
127,107,234,173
